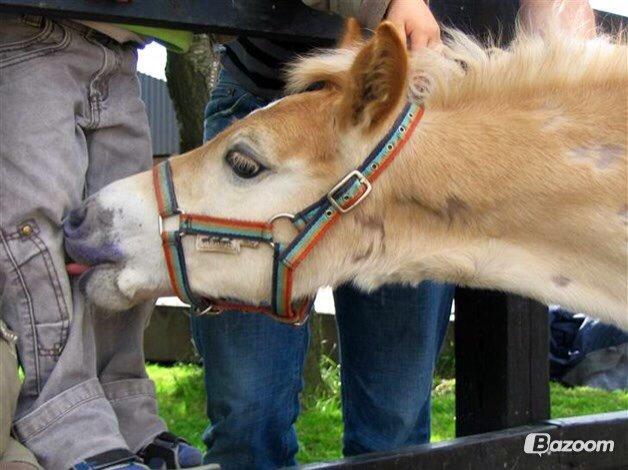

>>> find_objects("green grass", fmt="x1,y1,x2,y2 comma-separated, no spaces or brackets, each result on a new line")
550,381,628,417
147,363,207,449
147,362,627,465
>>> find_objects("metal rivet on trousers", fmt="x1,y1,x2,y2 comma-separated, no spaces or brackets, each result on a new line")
20,225,33,236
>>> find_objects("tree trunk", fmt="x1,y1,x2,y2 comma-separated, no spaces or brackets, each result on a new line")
165,34,216,153
303,315,327,397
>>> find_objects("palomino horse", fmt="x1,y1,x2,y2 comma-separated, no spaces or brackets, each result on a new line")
64,21,627,328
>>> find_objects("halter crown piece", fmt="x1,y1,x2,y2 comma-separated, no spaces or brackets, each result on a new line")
153,103,424,325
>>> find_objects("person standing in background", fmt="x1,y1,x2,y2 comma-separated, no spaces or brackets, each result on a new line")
192,1,453,468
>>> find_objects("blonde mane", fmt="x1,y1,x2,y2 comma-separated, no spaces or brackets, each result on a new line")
286,26,627,110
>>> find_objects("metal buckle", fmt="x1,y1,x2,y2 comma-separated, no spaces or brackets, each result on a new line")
158,210,185,236
326,170,372,214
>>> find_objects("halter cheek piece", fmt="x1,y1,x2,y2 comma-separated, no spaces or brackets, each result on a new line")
153,103,424,326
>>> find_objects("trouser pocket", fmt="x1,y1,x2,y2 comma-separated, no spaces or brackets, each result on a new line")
0,15,70,68
0,219,71,398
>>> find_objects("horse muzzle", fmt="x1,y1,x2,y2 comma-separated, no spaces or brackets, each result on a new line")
63,197,124,269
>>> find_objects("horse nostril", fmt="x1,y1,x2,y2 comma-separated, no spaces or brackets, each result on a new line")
64,206,87,237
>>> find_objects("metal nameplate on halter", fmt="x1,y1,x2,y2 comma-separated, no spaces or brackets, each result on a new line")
196,236,240,254
195,235,260,254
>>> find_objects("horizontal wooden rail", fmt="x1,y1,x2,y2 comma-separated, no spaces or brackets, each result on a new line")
0,0,344,45
302,411,628,469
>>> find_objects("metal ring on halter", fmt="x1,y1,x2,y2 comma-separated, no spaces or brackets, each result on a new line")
267,213,295,248
268,213,295,224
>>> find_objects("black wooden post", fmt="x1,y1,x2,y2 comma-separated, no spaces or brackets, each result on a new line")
454,289,550,437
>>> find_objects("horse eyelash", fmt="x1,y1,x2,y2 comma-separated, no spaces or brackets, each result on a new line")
226,150,263,174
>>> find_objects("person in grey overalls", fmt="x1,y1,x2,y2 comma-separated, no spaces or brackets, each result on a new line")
0,14,206,470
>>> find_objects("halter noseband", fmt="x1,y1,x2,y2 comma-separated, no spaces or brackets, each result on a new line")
153,103,424,325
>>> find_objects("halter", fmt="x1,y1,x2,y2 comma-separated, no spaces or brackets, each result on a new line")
153,103,424,325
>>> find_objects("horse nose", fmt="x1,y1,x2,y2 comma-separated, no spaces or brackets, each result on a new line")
63,206,87,238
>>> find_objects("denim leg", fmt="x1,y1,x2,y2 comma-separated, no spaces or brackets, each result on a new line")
334,281,454,456
191,313,308,469
191,68,308,469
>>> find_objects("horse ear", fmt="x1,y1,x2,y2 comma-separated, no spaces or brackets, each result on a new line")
338,18,363,48
339,22,408,131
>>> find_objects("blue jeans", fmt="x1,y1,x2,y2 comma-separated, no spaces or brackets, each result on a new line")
191,69,455,469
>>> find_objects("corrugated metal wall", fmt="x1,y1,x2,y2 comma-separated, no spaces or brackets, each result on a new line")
138,72,180,157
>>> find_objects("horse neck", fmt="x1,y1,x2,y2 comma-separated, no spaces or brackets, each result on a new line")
341,94,626,325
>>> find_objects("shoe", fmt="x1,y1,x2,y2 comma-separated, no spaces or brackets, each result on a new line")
139,432,214,469
72,448,149,469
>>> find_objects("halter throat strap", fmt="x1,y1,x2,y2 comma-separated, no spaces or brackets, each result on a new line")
153,102,424,325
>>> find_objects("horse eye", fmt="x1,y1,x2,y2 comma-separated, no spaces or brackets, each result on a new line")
225,150,265,179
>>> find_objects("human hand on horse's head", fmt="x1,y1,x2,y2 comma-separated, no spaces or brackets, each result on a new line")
385,0,441,51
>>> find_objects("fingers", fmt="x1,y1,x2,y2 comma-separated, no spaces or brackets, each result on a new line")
385,0,441,52
389,22,441,52
426,32,442,48
409,33,429,51
389,21,408,48
408,28,442,52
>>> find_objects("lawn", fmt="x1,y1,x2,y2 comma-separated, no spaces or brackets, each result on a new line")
147,361,628,465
